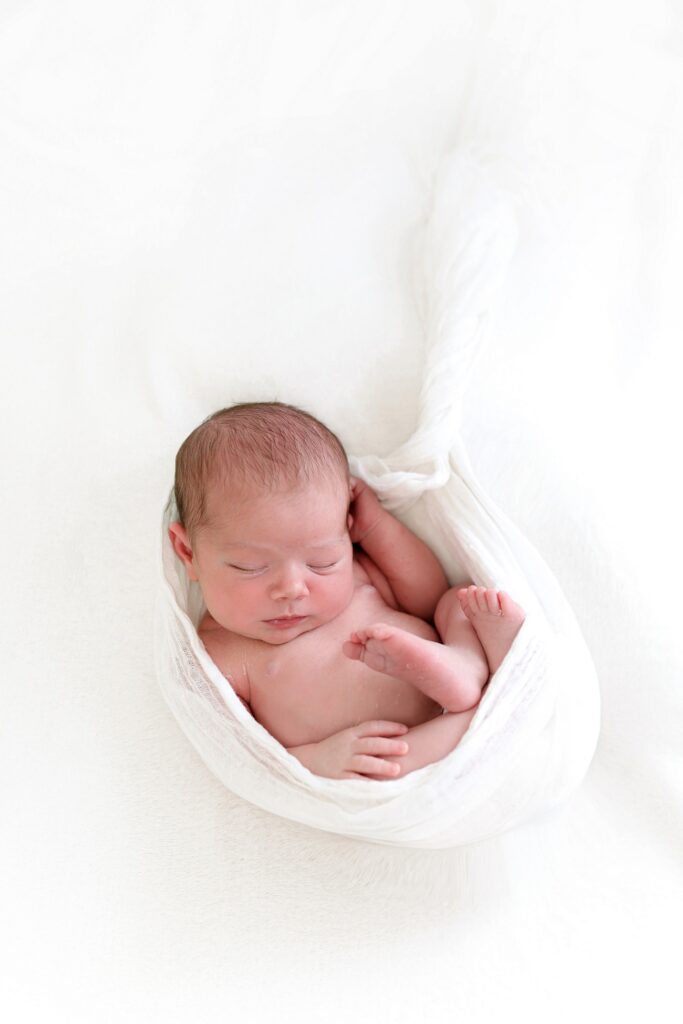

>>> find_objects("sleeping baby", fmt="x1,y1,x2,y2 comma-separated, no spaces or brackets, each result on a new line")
168,402,526,779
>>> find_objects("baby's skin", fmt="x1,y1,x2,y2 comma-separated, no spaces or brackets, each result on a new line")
169,477,525,780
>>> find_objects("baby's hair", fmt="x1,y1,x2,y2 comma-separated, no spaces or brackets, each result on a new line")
174,401,350,539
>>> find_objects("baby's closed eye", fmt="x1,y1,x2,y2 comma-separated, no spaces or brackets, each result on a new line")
227,562,339,574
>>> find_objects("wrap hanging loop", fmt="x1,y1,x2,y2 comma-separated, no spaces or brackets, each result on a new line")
351,152,518,513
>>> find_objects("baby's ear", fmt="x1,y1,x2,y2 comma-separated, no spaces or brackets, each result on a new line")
168,522,199,580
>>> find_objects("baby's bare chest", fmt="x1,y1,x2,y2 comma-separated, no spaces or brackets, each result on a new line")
245,585,440,747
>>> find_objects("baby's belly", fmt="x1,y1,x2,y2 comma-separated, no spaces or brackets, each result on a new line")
248,585,444,748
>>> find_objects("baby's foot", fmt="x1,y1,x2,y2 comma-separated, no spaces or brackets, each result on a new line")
456,586,525,676
343,624,485,712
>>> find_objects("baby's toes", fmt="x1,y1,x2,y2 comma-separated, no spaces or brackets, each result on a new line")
484,589,502,615
456,586,476,619
342,639,363,660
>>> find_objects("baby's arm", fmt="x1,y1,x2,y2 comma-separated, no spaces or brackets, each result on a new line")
371,708,478,779
349,478,448,620
287,720,410,780
289,712,479,781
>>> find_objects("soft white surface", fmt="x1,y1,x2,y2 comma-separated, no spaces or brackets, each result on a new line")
1,1,681,1021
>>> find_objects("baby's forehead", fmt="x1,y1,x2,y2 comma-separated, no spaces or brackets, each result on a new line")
203,478,348,533
206,472,348,508
204,516,348,556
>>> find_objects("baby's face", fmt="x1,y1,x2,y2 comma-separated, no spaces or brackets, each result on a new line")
187,480,355,645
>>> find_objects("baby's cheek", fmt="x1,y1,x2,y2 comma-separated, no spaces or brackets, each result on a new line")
207,584,241,627
333,575,355,613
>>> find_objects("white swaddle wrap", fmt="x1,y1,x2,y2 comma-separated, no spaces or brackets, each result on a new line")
154,152,600,848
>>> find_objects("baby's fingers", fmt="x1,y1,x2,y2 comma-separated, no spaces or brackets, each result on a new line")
350,755,402,778
349,475,369,495
356,736,409,757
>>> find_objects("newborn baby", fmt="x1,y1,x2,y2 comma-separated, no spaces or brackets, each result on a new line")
169,402,525,780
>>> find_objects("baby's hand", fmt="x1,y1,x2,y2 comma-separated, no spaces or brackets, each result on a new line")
305,720,409,780
348,477,385,544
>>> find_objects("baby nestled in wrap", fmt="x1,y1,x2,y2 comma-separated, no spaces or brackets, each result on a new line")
168,401,526,781
155,153,599,847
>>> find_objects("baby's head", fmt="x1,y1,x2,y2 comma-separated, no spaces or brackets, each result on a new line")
168,402,356,643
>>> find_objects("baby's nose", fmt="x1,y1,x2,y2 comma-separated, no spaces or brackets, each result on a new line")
271,566,309,600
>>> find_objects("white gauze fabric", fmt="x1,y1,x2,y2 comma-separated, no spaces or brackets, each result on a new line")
154,152,600,849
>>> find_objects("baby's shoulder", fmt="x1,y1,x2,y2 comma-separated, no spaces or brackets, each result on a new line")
352,549,399,609
198,613,252,709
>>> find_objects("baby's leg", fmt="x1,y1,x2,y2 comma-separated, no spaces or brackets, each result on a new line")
344,588,489,713
344,586,525,713
364,707,478,779
455,586,526,676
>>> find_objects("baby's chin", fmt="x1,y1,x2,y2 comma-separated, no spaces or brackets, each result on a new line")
258,616,321,644
259,600,356,643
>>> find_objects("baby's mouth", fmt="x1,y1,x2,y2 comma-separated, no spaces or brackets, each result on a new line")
265,615,307,628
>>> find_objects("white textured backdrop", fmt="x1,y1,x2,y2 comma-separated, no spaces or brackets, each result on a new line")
1,2,681,1022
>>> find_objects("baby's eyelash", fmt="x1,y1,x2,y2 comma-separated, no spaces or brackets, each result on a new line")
228,561,339,573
